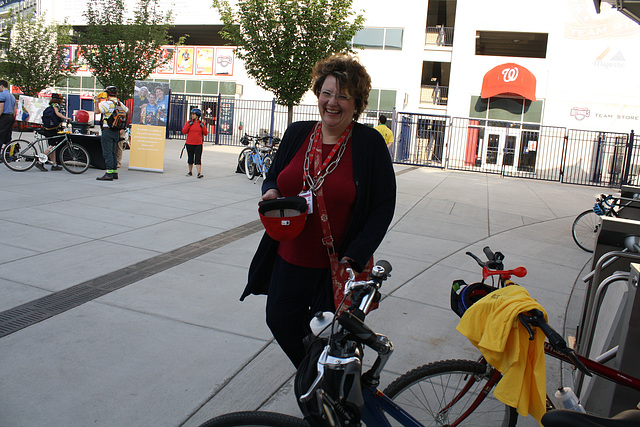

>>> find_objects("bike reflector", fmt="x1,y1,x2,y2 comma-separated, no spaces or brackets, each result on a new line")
258,196,308,241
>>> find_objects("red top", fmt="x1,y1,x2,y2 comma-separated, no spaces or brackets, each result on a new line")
277,132,355,268
182,120,208,145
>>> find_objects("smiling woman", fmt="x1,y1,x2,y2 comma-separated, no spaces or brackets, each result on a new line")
241,54,397,368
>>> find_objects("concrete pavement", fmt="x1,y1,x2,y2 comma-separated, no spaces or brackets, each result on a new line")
0,135,598,426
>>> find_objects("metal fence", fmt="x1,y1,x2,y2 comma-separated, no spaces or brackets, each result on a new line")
165,94,638,188
167,94,391,146
391,113,638,188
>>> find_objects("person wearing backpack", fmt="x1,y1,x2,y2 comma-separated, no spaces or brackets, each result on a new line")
94,85,128,181
37,93,69,171
182,108,208,178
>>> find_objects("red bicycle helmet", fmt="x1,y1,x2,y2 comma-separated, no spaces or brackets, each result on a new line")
258,196,308,241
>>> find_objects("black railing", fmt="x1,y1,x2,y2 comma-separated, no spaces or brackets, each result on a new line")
165,93,638,188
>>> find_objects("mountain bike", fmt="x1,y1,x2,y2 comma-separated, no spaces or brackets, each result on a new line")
239,134,279,180
2,127,90,174
200,259,516,427
387,248,640,427
572,194,621,253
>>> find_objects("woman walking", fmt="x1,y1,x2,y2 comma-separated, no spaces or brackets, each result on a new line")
182,108,208,178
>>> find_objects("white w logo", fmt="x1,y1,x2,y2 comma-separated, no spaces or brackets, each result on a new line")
501,67,519,83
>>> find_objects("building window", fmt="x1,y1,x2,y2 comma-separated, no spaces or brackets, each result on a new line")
475,31,548,58
368,89,397,111
469,96,543,123
354,28,404,50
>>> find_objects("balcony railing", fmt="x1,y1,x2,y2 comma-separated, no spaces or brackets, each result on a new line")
420,85,448,106
425,26,454,47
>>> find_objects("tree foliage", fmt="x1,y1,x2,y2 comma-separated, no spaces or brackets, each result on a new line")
77,0,181,101
0,13,77,96
213,0,364,121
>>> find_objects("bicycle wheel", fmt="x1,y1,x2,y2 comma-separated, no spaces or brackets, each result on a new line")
2,140,37,171
572,209,600,253
237,148,251,174
199,411,309,427
59,143,90,174
245,152,256,180
383,359,517,427
262,154,273,179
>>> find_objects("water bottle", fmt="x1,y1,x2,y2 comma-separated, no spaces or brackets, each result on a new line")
554,387,586,413
310,311,334,338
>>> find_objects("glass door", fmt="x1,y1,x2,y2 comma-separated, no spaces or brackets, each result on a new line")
482,127,519,172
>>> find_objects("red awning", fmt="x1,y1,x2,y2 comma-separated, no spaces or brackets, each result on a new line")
481,63,537,101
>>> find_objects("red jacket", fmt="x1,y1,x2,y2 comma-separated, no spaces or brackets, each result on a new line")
182,120,208,145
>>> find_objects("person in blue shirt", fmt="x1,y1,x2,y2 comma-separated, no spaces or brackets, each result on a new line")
0,80,17,151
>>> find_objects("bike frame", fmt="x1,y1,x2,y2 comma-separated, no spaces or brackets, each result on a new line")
20,132,73,158
250,147,268,173
359,387,423,426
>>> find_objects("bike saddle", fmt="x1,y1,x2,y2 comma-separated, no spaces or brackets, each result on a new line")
542,408,640,427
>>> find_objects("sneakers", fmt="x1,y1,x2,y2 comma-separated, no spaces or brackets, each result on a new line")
96,173,113,181
35,162,48,172
186,172,192,176
197,173,203,178
51,165,63,171
112,173,118,180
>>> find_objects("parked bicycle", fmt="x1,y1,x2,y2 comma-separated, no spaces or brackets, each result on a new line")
572,194,622,253
2,125,90,174
238,134,279,180
386,247,640,426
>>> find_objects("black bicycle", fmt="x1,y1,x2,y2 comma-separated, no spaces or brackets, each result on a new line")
572,194,621,252
2,127,90,174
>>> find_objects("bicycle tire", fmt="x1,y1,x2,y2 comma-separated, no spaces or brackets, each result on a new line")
2,139,37,171
572,209,600,253
237,148,251,174
199,411,309,427
59,143,90,174
383,359,518,427
245,152,256,180
262,154,273,179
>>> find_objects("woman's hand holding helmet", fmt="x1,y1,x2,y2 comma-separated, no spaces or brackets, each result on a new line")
260,188,281,202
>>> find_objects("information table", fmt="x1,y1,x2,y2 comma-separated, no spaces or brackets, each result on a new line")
68,134,105,170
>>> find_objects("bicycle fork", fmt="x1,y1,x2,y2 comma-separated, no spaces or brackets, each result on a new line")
440,363,503,427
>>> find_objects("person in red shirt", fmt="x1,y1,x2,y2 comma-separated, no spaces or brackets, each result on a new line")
182,108,208,178
242,55,396,367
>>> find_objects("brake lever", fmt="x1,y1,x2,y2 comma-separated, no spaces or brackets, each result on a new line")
466,251,486,267
300,359,326,403
518,313,536,340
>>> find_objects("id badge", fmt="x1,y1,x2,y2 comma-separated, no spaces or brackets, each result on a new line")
299,190,313,214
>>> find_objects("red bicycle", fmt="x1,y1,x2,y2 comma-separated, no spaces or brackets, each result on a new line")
384,247,640,426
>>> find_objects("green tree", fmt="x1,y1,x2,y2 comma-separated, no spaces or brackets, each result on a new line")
77,0,181,101
213,0,364,123
0,13,77,96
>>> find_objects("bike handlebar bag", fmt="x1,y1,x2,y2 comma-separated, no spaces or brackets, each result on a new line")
258,196,308,241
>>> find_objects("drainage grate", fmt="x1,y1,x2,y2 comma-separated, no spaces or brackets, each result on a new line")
0,220,263,339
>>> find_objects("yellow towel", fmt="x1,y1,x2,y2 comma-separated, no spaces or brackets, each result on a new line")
456,285,547,425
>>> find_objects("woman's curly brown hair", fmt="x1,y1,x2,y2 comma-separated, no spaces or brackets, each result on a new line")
311,55,371,121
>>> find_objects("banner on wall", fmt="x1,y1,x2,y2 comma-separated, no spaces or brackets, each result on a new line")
129,81,171,172
15,96,50,124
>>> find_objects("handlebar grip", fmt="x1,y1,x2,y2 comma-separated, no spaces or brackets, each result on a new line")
483,246,495,261
338,311,388,353
370,260,392,279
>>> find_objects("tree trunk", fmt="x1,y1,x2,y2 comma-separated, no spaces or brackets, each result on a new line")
287,104,294,126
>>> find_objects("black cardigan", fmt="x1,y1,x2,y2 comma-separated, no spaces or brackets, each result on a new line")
241,120,396,301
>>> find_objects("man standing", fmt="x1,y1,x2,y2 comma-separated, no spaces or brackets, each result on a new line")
94,85,128,181
374,114,394,148
0,80,17,151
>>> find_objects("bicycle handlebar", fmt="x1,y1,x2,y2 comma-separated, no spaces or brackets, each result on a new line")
518,309,592,376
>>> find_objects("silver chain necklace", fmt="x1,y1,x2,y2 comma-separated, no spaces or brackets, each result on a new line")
303,122,352,193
